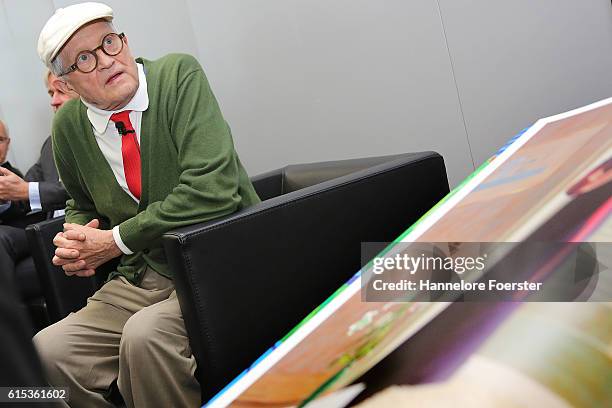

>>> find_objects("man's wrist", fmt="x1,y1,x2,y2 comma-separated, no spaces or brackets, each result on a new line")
106,230,123,258
19,180,30,200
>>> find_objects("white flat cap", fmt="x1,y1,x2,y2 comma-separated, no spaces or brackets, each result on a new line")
37,2,113,67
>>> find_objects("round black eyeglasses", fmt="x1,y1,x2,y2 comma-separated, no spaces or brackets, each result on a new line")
58,32,126,76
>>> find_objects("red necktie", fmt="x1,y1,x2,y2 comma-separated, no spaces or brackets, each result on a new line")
110,110,141,199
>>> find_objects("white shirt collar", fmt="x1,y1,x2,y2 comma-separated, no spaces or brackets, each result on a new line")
82,63,149,134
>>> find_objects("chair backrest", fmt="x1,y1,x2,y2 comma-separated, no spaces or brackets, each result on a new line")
282,153,411,193
162,152,450,401
250,153,414,199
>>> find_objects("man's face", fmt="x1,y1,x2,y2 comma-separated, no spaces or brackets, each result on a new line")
0,122,10,164
58,20,138,111
47,73,79,112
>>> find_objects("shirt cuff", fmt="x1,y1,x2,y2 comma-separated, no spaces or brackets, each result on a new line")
112,225,134,255
53,209,65,218
28,182,42,211
0,201,11,214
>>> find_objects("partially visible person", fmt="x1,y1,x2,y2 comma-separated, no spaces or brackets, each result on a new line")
0,120,27,222
0,120,14,169
0,72,76,292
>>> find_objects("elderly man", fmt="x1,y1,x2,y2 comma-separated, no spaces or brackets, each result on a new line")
34,3,260,408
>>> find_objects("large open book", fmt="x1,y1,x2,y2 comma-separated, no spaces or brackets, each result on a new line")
206,97,612,407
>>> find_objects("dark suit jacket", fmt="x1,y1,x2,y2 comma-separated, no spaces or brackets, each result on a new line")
1,161,24,178
24,136,68,212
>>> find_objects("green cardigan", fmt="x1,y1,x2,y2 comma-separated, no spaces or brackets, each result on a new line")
52,53,260,284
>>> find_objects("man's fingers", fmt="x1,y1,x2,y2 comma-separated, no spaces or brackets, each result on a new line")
52,232,64,246
63,223,81,232
53,231,83,248
75,269,96,277
63,219,99,231
61,260,88,272
0,167,13,176
62,269,94,277
62,229,86,241
64,222,95,232
85,219,99,229
53,234,82,250
53,255,82,266
54,247,80,260
52,255,62,266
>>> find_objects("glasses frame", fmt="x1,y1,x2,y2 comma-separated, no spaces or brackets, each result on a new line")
58,32,126,76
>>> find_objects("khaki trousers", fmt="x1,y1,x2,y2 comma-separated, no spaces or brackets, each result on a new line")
33,268,201,408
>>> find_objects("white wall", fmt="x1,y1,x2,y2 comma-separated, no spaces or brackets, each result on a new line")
0,0,56,169
1,0,611,188
438,0,612,166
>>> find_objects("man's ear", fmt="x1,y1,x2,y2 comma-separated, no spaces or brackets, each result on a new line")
56,79,76,94
65,81,77,94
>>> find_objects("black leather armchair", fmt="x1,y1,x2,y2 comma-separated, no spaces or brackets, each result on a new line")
26,152,448,403
162,152,449,402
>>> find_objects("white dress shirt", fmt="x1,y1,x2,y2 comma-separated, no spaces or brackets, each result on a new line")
81,63,149,254
0,161,10,213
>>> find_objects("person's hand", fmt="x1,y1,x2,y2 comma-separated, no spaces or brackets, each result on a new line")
0,167,29,201
52,218,98,276
52,219,122,277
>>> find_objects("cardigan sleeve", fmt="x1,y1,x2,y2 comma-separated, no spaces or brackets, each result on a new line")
118,63,244,252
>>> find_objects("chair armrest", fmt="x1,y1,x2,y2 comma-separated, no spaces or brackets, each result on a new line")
25,217,117,323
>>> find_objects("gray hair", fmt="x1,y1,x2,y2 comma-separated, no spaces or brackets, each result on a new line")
50,55,65,77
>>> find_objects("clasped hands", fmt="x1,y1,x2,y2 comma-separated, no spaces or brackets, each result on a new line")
52,219,123,277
